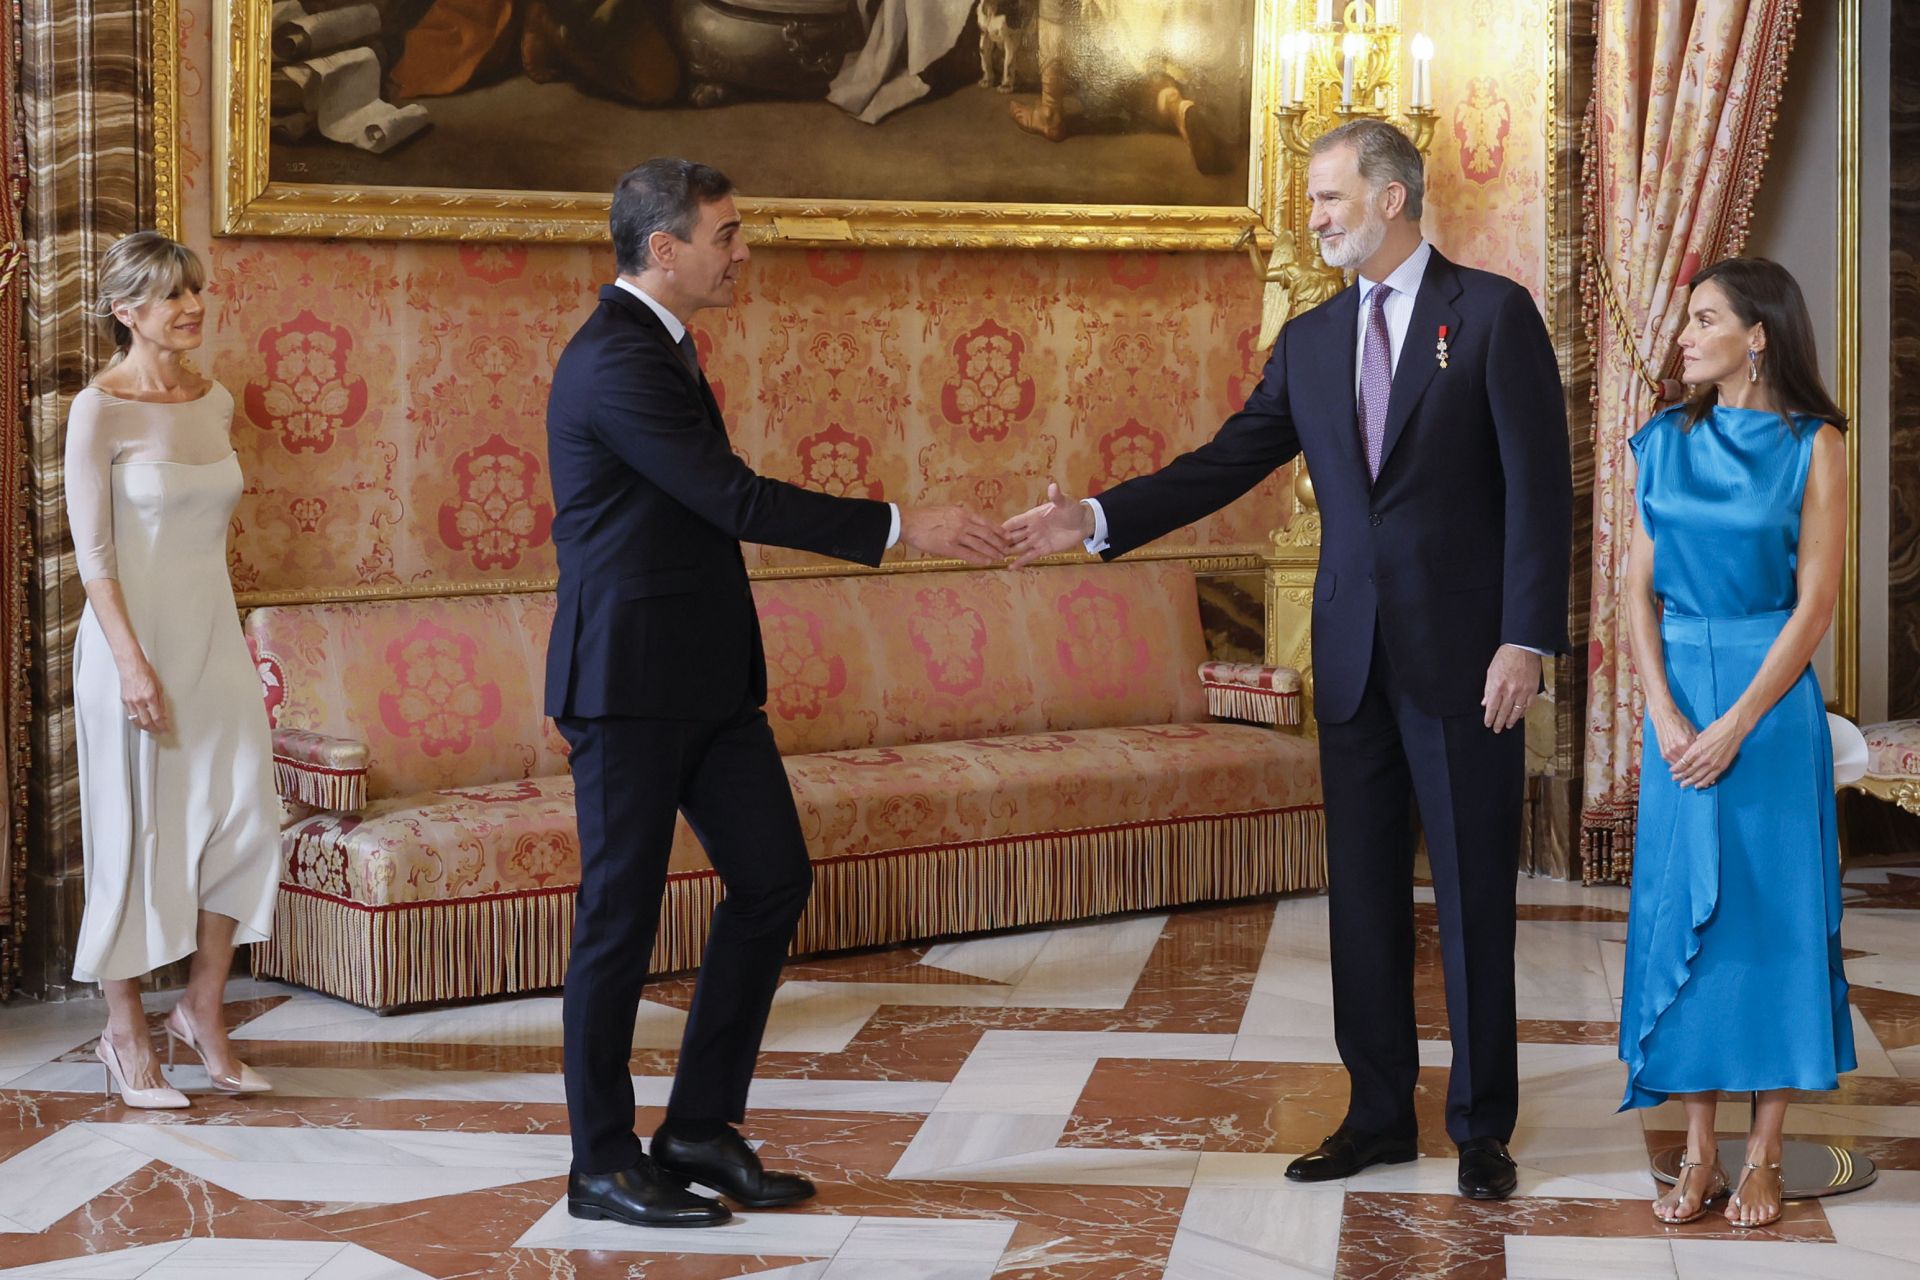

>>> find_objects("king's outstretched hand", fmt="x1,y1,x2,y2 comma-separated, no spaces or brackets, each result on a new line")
1002,480,1094,569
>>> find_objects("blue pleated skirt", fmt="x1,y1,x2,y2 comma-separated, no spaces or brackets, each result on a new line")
1617,610,1856,1109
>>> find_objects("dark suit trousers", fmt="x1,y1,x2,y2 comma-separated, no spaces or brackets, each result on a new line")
1317,625,1523,1146
557,701,813,1174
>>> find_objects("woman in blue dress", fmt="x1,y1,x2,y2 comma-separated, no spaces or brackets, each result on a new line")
1617,257,1854,1229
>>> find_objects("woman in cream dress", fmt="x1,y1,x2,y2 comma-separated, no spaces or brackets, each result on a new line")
66,231,279,1107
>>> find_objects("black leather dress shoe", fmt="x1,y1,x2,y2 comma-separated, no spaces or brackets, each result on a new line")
1284,1127,1420,1182
568,1161,731,1228
1457,1136,1519,1200
651,1125,817,1209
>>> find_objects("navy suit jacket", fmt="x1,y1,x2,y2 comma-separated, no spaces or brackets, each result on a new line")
1096,249,1572,723
544,285,892,720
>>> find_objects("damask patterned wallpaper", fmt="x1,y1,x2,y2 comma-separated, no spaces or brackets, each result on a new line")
168,0,1551,600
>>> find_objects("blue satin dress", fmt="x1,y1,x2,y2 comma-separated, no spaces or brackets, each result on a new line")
1616,404,1855,1110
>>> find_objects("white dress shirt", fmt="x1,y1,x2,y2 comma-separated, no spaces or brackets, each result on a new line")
614,278,900,549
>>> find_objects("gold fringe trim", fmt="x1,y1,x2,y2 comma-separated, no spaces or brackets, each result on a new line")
253,807,1326,1011
273,758,368,812
1204,685,1303,727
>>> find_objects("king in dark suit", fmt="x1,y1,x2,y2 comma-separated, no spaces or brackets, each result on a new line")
547,158,1008,1228
1005,120,1572,1200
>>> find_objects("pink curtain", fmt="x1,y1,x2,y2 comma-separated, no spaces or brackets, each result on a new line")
1579,0,1803,883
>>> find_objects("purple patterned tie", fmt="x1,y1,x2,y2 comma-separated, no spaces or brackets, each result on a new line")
1358,284,1393,480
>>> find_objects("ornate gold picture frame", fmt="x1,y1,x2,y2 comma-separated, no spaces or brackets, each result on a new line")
185,0,1285,249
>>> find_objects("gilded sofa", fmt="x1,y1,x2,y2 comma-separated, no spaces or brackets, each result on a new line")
1853,720,1920,817
245,558,1324,1010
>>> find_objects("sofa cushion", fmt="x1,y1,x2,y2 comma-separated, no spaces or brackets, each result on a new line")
1865,720,1920,779
756,561,1211,757
248,594,567,801
282,723,1320,908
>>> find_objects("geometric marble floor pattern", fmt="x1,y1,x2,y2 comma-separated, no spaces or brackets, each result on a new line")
2,862,1918,1278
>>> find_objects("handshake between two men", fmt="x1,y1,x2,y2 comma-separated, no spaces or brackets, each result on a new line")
900,480,1106,570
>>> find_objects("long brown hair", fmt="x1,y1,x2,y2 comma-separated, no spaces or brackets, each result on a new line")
1680,257,1847,434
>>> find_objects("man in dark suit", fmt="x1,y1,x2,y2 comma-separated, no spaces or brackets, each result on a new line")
547,157,1009,1229
1005,119,1571,1200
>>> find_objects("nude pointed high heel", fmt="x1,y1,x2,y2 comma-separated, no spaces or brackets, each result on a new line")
96,1036,189,1109
164,1006,272,1094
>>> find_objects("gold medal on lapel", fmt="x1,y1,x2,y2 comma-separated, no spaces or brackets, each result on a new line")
1436,325,1450,370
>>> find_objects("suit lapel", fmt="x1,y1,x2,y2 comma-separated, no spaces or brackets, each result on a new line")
599,285,721,431
1375,251,1463,480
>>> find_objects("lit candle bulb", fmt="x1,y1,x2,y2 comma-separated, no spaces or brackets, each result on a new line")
1341,31,1365,108
1411,32,1434,108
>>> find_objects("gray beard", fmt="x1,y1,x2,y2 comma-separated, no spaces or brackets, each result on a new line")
1319,215,1386,270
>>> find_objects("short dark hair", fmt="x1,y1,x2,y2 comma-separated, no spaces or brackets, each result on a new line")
1681,257,1847,434
1311,118,1425,220
609,158,735,274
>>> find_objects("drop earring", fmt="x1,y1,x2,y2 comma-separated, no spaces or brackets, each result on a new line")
1747,348,1759,383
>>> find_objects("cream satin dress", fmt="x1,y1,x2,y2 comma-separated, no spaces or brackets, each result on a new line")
64,383,279,983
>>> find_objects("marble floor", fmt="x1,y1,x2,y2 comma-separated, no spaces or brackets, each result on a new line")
2,863,1919,1278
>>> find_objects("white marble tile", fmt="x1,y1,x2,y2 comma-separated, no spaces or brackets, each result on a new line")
1,1061,940,1114
1000,915,1168,1007
82,1122,570,1205
889,1112,1064,1179
142,1238,345,1278
1841,910,1920,961
1515,921,1621,1022
1515,877,1633,910
1509,1125,1660,1199
1164,1177,1344,1279
919,930,1050,984
0,1124,154,1233
1670,1240,1920,1280
1889,1045,1920,1079
1852,1004,1901,1077
1846,959,1920,1000
514,1200,1007,1259
0,1243,187,1278
912,1145,1199,1187
1505,1236,1677,1280
232,990,685,1049
1818,1169,1920,1267
820,1216,1015,1279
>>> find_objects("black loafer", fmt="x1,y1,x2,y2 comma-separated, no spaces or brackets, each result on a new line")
1285,1127,1420,1182
567,1161,731,1228
651,1125,816,1209
1457,1136,1519,1200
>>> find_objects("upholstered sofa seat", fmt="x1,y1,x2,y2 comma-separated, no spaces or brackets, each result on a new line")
248,560,1325,1009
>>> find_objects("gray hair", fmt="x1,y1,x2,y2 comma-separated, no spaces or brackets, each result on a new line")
610,158,735,274
1311,119,1424,220
92,230,206,365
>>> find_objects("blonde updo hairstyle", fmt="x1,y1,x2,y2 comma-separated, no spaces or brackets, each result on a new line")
92,231,206,367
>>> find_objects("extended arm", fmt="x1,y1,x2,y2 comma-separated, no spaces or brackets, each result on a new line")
1003,324,1302,566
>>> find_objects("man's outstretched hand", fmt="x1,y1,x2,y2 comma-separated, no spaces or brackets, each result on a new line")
1002,481,1094,569
900,505,1013,566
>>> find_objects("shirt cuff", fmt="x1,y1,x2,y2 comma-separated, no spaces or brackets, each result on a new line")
885,503,901,550
1508,644,1551,657
1081,498,1110,555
